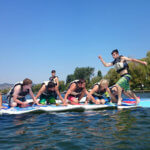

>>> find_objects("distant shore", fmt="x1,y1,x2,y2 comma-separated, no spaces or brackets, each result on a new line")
133,90,150,93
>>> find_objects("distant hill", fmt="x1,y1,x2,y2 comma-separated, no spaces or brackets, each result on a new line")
0,83,14,90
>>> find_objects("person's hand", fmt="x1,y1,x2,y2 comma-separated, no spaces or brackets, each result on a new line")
62,100,68,106
21,101,29,108
62,102,68,106
143,61,147,66
98,55,102,60
95,100,100,105
35,101,42,106
84,101,88,105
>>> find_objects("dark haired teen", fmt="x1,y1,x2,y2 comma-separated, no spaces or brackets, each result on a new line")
64,79,92,105
35,81,64,105
98,49,147,105
49,70,59,88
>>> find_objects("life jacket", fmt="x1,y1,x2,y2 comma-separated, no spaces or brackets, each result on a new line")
91,82,107,97
41,81,57,98
49,76,58,85
7,81,29,99
112,55,129,73
68,80,83,98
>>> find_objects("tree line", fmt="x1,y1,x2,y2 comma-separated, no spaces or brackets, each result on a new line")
1,51,150,94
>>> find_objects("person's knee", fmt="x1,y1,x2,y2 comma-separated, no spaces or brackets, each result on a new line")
115,84,123,91
10,102,17,107
101,99,105,104
126,90,133,95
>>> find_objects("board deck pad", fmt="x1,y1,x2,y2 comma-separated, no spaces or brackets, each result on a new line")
0,98,150,114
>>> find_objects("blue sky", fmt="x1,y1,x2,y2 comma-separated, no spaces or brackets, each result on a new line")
0,0,150,84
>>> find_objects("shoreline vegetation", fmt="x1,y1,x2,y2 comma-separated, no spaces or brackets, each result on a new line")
1,51,150,95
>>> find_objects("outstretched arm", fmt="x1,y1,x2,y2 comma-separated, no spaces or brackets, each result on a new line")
85,85,99,104
122,56,147,66
35,85,46,99
29,88,40,105
55,88,64,103
55,77,59,88
64,83,76,104
98,56,113,67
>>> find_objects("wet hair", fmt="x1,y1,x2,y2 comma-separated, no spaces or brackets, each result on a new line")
78,79,86,84
111,49,119,55
99,79,109,87
47,82,56,88
23,78,32,85
51,70,56,73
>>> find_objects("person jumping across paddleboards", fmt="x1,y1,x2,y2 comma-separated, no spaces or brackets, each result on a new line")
98,49,147,105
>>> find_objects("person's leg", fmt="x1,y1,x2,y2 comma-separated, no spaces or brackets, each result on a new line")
126,90,140,104
68,96,79,105
98,96,106,104
0,93,2,107
9,98,17,107
47,97,56,104
0,93,6,108
99,99,106,104
39,98,47,105
115,75,131,105
91,96,105,104
115,84,123,105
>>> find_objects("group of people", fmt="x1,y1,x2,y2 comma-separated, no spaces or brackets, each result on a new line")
0,49,147,108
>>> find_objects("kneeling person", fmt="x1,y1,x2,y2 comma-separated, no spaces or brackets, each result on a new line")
86,79,115,104
8,78,39,107
64,79,91,105
35,81,64,105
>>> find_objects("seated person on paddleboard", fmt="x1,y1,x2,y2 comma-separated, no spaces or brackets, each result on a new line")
35,81,64,105
64,79,93,105
7,78,39,108
0,93,6,109
85,79,116,104
98,49,147,105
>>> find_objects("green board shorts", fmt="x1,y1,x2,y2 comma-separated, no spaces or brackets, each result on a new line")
39,97,56,105
116,74,132,91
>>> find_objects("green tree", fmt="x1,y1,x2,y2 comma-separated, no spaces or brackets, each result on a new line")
59,80,66,92
104,68,119,86
97,70,102,78
88,76,102,88
74,67,94,82
32,84,42,93
128,62,147,89
66,74,75,84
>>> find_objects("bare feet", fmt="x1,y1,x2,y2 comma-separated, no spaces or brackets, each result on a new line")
0,106,7,109
135,98,140,105
117,99,122,106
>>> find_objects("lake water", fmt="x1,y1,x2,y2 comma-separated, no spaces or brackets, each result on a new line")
0,93,150,150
